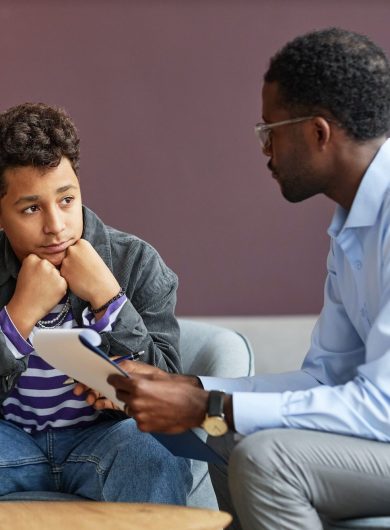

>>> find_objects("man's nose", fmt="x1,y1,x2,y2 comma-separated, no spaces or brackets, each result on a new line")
262,141,272,157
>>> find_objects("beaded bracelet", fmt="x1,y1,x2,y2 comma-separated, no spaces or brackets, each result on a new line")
89,288,125,314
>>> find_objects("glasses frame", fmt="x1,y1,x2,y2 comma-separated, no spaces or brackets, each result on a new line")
254,116,315,149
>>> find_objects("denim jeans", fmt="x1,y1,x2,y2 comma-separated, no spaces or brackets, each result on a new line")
0,418,192,504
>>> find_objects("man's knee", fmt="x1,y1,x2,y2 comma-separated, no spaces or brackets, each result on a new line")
230,428,289,480
229,430,326,530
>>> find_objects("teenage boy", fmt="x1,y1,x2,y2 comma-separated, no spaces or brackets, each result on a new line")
0,102,191,502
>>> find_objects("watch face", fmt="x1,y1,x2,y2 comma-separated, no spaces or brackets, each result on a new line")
202,416,228,436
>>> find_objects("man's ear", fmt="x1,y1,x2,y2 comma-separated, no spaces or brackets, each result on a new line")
312,116,332,150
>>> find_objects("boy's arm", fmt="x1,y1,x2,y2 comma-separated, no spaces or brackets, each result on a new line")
98,260,180,373
63,239,181,374
0,309,30,402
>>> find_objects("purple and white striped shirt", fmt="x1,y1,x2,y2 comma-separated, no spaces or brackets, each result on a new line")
0,295,126,432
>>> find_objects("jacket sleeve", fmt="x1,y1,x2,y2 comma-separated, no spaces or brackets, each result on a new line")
98,244,181,374
0,311,29,402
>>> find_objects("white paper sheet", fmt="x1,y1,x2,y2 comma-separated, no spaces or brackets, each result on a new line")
33,328,126,408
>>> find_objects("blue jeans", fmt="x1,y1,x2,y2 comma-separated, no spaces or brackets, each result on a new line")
0,418,192,504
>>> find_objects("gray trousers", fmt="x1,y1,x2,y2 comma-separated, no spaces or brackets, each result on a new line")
209,429,390,530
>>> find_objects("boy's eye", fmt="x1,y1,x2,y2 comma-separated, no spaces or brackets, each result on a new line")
61,196,74,205
23,205,40,214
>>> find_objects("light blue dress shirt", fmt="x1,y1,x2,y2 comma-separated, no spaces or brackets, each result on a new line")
201,139,390,441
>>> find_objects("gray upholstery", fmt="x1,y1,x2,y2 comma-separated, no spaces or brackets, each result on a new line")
0,318,254,508
179,319,254,377
179,319,254,508
326,518,390,529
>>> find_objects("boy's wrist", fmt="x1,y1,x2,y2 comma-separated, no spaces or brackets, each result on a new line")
89,288,125,315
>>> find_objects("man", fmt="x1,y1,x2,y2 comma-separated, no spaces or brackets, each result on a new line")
108,28,390,528
0,102,191,502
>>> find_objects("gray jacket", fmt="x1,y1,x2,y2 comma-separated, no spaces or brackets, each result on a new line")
0,206,181,403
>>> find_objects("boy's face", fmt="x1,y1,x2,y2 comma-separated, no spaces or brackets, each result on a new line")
0,157,83,266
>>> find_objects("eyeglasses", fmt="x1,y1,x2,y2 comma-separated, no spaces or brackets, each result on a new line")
254,116,315,149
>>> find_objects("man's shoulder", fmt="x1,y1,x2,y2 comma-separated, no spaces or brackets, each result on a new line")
382,186,390,208
377,187,390,228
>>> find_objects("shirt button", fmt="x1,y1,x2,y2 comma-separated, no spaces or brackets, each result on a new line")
355,260,362,270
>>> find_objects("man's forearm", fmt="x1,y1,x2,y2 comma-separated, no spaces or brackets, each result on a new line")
175,374,235,431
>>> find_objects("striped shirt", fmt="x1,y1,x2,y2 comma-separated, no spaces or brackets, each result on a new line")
0,294,126,432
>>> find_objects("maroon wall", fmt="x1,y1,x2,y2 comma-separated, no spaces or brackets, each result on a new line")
0,0,388,315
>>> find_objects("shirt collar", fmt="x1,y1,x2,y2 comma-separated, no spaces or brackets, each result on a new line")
328,139,390,238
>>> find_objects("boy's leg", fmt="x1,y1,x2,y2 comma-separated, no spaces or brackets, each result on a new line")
229,429,390,530
0,420,53,494
60,418,193,504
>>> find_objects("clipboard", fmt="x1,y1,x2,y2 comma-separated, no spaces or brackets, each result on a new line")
33,328,128,408
151,430,228,465
33,328,228,464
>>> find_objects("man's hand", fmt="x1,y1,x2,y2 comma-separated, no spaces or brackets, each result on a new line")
73,360,172,410
6,254,68,338
107,372,209,433
72,385,123,411
61,239,120,312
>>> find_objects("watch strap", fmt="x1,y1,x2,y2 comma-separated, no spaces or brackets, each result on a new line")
208,390,225,417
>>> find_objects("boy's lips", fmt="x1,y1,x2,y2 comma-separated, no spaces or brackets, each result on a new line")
41,240,71,254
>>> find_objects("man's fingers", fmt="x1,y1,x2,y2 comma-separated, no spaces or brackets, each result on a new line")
73,384,110,408
108,373,134,390
115,388,132,405
93,397,119,410
85,390,101,405
73,382,89,396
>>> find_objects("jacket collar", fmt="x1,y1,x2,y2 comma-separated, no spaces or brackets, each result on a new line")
0,236,20,285
81,205,112,269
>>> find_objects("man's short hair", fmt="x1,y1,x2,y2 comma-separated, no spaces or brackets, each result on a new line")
0,102,80,197
264,27,390,140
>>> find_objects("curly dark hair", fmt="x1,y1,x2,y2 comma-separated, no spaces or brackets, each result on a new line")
264,28,390,140
0,102,80,197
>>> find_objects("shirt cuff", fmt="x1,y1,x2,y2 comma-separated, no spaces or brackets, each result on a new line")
232,392,284,435
0,307,34,359
82,295,127,332
199,375,255,393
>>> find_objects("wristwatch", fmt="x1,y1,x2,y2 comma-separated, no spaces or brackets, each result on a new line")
201,390,228,436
